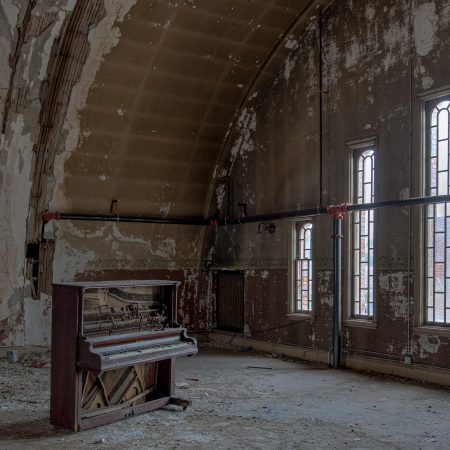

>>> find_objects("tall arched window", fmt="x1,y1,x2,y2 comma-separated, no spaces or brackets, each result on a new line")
426,98,450,324
295,222,313,312
352,148,375,318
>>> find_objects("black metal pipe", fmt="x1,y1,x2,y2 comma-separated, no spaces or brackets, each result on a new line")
222,194,450,225
57,213,208,226
332,218,342,369
222,206,328,225
45,193,450,227
347,193,450,212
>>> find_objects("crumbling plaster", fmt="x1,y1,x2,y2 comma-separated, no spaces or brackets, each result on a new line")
209,0,450,373
0,0,214,346
0,0,79,346
0,0,449,387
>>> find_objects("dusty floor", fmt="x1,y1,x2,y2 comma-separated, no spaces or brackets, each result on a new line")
0,347,450,449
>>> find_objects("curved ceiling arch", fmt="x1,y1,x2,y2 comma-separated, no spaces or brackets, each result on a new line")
59,0,327,218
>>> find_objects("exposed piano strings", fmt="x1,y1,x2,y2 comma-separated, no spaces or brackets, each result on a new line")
82,287,168,336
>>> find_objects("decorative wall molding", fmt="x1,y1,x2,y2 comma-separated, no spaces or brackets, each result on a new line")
378,255,413,270
213,257,288,270
314,257,334,269
85,258,201,271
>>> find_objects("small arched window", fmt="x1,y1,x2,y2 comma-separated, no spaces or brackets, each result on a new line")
295,222,313,312
352,148,375,318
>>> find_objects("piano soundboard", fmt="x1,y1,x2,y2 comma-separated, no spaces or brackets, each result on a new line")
50,280,197,431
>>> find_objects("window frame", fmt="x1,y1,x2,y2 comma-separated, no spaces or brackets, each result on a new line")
422,93,450,327
344,137,378,327
287,218,315,321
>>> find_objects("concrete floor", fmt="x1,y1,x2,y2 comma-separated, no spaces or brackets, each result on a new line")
0,347,450,449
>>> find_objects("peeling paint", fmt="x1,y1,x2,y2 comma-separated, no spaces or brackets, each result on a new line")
413,2,437,57
379,272,409,320
52,0,139,210
317,271,333,307
418,334,440,354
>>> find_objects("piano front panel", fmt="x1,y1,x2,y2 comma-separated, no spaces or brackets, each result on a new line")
80,363,159,419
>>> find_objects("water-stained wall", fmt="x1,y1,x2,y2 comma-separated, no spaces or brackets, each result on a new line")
1,0,450,384
211,0,450,373
0,0,317,347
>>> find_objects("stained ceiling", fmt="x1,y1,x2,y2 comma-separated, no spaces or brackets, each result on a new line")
62,0,328,217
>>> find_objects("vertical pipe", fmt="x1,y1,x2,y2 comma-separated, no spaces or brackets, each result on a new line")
319,8,324,206
406,0,414,362
333,218,343,368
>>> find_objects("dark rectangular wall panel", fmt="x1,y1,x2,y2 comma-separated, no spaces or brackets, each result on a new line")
216,271,244,331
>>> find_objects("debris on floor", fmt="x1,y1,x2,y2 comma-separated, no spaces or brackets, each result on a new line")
1,347,450,449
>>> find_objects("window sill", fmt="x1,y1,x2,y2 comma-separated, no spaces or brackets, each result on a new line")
343,319,377,329
413,326,450,337
286,313,313,322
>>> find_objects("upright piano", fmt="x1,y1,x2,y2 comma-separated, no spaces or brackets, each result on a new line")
50,280,197,431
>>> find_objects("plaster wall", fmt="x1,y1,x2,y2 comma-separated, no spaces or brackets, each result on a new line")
0,0,216,346
212,0,450,372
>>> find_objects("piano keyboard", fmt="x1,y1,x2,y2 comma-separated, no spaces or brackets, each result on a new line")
102,342,195,361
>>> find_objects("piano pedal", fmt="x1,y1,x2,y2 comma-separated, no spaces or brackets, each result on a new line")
169,397,191,411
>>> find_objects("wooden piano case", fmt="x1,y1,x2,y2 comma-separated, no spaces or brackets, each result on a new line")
50,280,197,431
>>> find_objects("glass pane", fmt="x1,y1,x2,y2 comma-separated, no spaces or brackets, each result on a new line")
430,158,437,188
447,248,450,277
305,230,311,250
427,281,434,307
432,108,438,127
296,260,301,279
427,218,434,244
361,237,368,262
364,157,372,183
435,293,445,322
361,211,368,234
435,263,445,292
431,127,437,156
354,277,360,302
354,223,360,248
435,233,445,262
427,248,434,277
436,203,445,219
361,265,368,288
438,140,449,172
354,250,360,275
361,291,368,315
438,171,448,195
438,109,449,140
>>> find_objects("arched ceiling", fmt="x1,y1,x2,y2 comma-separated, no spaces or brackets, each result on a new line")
61,0,326,217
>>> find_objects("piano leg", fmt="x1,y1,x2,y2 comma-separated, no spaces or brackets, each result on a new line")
157,358,175,397
157,358,191,410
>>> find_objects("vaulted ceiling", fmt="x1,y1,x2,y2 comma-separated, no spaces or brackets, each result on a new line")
62,0,328,217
